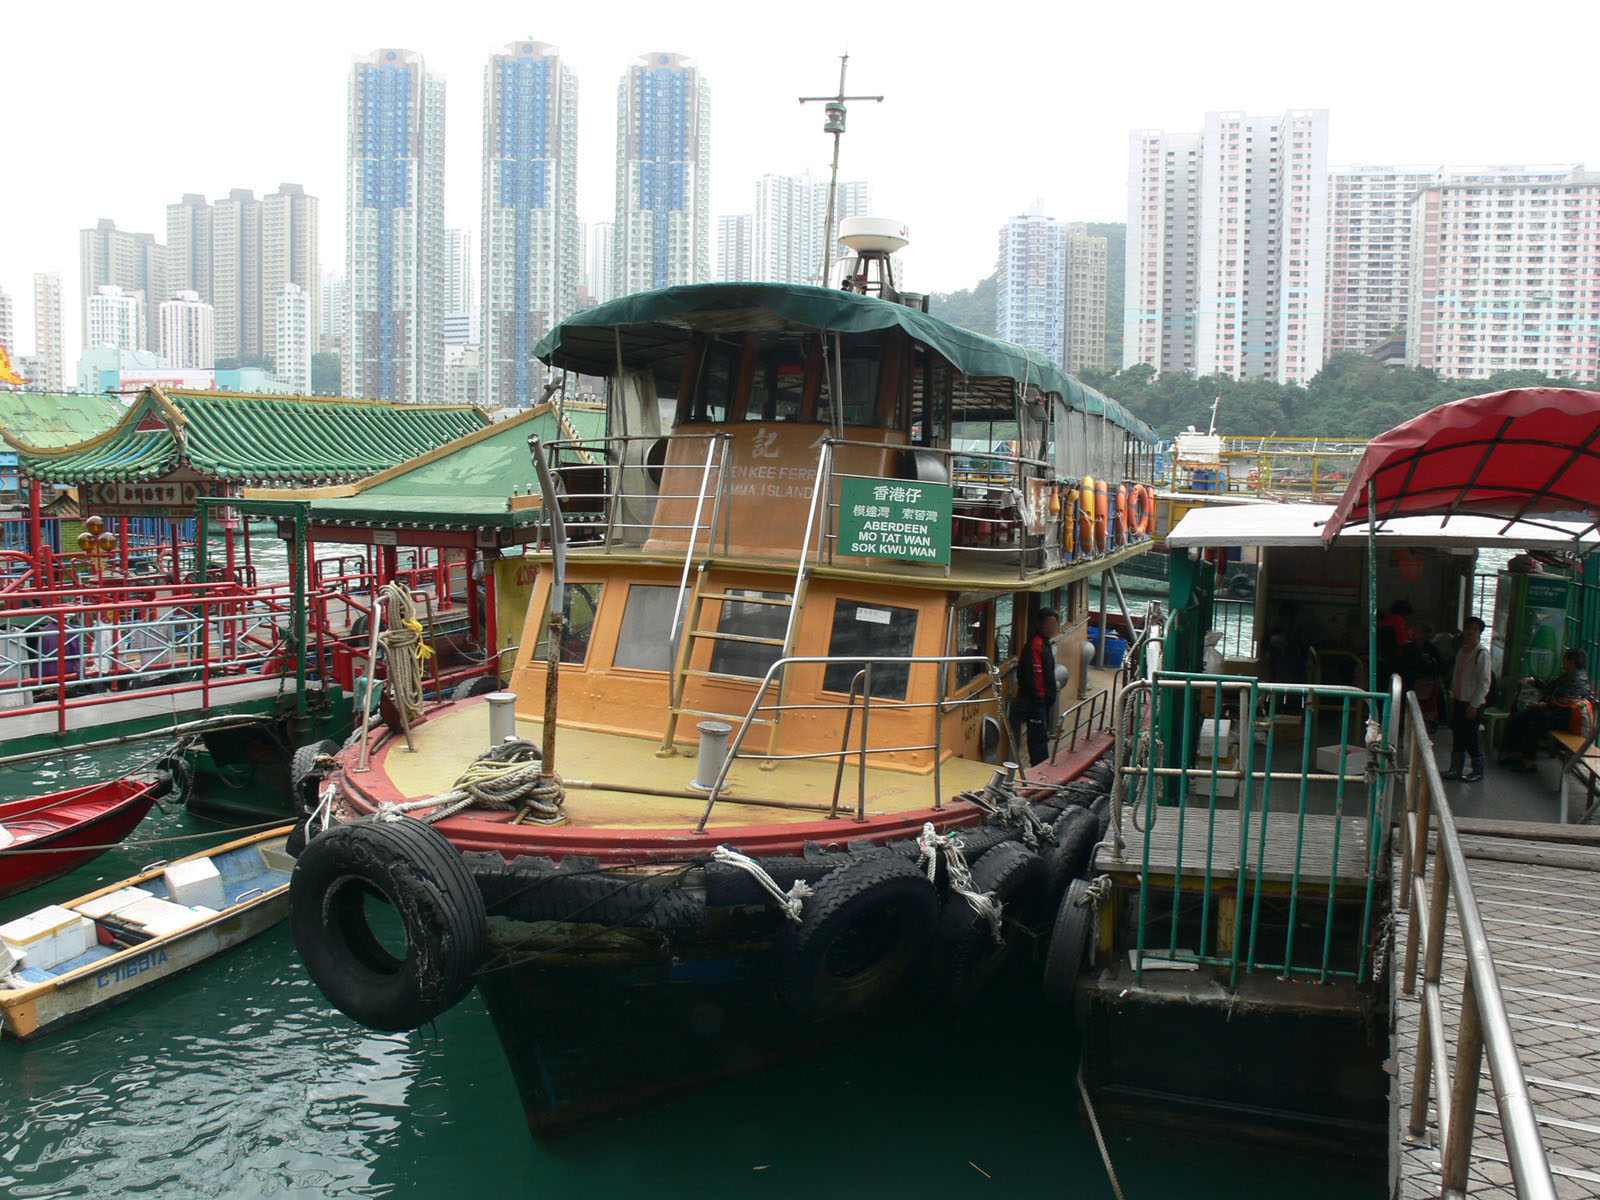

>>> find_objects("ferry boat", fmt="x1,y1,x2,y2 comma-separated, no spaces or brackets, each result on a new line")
0,824,294,1039
288,238,1163,1133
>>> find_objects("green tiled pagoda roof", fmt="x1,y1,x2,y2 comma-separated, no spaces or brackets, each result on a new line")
19,388,488,484
267,402,605,532
0,393,125,451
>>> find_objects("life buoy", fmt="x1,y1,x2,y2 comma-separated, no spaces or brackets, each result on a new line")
939,841,1049,1005
1060,487,1075,556
1074,492,1091,559
777,852,939,1020
1115,484,1129,548
1042,805,1097,898
291,817,487,1032
1094,480,1109,552
1129,484,1155,538
1041,877,1096,1004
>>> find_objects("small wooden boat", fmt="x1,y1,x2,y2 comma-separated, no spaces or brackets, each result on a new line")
0,776,171,899
0,825,294,1040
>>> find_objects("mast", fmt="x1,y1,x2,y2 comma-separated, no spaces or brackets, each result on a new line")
800,56,883,287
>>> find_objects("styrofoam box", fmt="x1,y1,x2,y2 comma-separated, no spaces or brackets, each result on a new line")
1316,744,1370,776
116,896,217,938
1198,719,1232,759
163,858,226,911
77,886,154,921
0,906,93,971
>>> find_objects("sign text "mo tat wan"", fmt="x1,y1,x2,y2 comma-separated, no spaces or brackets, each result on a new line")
837,477,953,565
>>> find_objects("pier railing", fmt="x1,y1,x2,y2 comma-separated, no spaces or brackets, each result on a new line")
1396,691,1556,1199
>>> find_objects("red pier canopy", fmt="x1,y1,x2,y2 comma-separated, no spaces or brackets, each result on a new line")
1323,387,1600,543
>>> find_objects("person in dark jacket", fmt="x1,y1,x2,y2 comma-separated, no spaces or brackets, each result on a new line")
1015,608,1061,766
1501,648,1592,771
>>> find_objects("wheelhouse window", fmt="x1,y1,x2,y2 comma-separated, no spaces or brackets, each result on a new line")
952,600,995,690
613,584,684,672
745,336,810,423
822,600,919,700
535,582,605,665
709,589,791,679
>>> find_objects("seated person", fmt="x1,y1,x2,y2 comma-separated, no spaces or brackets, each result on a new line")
1411,664,1443,734
1500,648,1593,771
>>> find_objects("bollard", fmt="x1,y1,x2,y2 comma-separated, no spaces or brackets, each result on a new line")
693,721,734,791
487,691,518,749
1079,637,1097,698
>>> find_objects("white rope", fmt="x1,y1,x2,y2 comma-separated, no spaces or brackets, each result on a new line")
710,846,814,923
917,822,1003,944
372,738,563,825
378,581,432,728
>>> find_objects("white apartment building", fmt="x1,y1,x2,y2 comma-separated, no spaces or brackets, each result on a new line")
275,283,313,392
481,41,579,407
261,184,319,363
345,48,447,403
159,290,216,369
0,286,13,363
717,214,753,281
1407,167,1600,380
87,285,143,352
79,219,166,351
319,271,344,354
997,209,1068,368
587,222,615,304
1065,225,1108,373
33,272,64,391
752,174,870,285
614,53,710,295
1126,110,1329,384
1326,167,1442,356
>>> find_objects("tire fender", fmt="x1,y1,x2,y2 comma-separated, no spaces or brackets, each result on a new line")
939,840,1049,1005
290,738,341,813
1042,805,1097,898
291,817,487,1032
1042,877,1096,1005
776,853,939,1021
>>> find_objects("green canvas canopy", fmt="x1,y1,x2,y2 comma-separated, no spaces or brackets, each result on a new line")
20,388,488,485
534,282,1155,442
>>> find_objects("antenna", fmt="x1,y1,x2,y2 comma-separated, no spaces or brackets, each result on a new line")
799,55,883,287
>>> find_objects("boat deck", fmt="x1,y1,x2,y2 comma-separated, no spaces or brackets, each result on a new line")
1394,831,1600,1199
374,702,999,828
1094,808,1371,888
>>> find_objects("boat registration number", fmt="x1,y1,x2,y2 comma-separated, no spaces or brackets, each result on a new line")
96,947,169,988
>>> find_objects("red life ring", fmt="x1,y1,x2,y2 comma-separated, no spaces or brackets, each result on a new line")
1129,485,1155,538
1114,484,1129,547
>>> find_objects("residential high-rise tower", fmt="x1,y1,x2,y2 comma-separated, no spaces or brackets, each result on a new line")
481,41,579,407
159,290,216,369
997,208,1068,368
275,283,314,392
261,183,319,365
79,219,166,351
717,213,753,281
345,47,447,403
32,273,64,391
614,53,710,295
1064,224,1108,373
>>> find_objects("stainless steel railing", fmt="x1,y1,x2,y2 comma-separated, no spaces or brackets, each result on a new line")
1396,690,1557,1200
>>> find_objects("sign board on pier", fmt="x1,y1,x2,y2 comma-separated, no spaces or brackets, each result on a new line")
837,476,952,565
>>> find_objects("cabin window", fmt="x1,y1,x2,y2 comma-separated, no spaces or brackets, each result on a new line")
535,582,605,665
613,584,684,672
683,340,739,423
952,600,995,690
995,594,1016,662
745,339,808,423
822,601,919,700
709,589,792,679
840,350,883,427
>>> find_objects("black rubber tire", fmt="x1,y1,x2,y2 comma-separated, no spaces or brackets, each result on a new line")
939,841,1050,1005
290,739,340,813
450,675,501,701
1042,805,1097,897
470,854,706,935
291,818,487,1032
705,854,824,907
153,754,192,803
350,613,369,642
1041,878,1096,1005
777,854,940,1021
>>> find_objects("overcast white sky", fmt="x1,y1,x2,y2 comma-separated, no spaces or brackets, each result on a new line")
4,0,1596,368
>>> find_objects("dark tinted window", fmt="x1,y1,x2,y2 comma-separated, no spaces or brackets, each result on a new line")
822,601,919,700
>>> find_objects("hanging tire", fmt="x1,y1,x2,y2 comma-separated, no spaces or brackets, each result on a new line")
776,853,940,1021
290,738,340,813
1042,878,1096,1005
1042,805,1097,897
291,817,487,1032
450,675,501,701
939,841,1050,1005
152,754,193,804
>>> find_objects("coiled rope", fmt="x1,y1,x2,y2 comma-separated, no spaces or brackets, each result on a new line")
378,581,433,730
374,737,565,825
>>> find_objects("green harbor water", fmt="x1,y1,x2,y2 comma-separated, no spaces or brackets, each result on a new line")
0,750,1385,1198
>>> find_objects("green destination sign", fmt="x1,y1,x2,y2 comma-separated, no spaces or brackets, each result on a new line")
837,476,952,564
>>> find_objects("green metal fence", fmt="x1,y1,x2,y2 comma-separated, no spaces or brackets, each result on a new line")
1118,670,1396,988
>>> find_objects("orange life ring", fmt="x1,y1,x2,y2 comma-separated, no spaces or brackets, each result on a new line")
1129,484,1155,538
1094,480,1109,552
1115,484,1129,547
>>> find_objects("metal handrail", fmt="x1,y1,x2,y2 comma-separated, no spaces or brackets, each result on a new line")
693,652,1006,832
1397,690,1556,1199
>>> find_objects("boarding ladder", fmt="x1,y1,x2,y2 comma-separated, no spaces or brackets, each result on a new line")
660,443,827,758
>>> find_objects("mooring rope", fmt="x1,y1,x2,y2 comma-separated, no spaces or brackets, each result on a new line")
917,821,1003,944
1077,1058,1128,1200
710,845,813,922
373,737,564,825
378,581,433,730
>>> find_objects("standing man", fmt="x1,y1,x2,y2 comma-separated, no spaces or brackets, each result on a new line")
1015,607,1061,767
1445,616,1491,782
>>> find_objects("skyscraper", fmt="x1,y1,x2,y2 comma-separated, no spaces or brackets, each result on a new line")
79,219,166,351
320,270,344,354
1064,224,1109,373
751,174,870,285
275,283,314,392
87,285,144,352
1324,167,1442,356
159,290,216,369
717,214,753,281
345,48,447,403
261,183,320,366
614,53,710,295
481,41,578,407
32,273,64,391
443,226,476,345
587,222,615,304
167,194,213,298
212,188,261,361
997,208,1068,367
0,286,13,361
1125,110,1329,384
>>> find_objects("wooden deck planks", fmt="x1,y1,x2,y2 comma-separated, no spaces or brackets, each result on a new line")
1095,807,1375,887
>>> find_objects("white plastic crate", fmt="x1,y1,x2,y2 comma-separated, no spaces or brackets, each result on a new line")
163,858,226,911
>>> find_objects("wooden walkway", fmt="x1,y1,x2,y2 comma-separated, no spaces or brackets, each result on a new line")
1394,835,1600,1199
1095,809,1373,887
